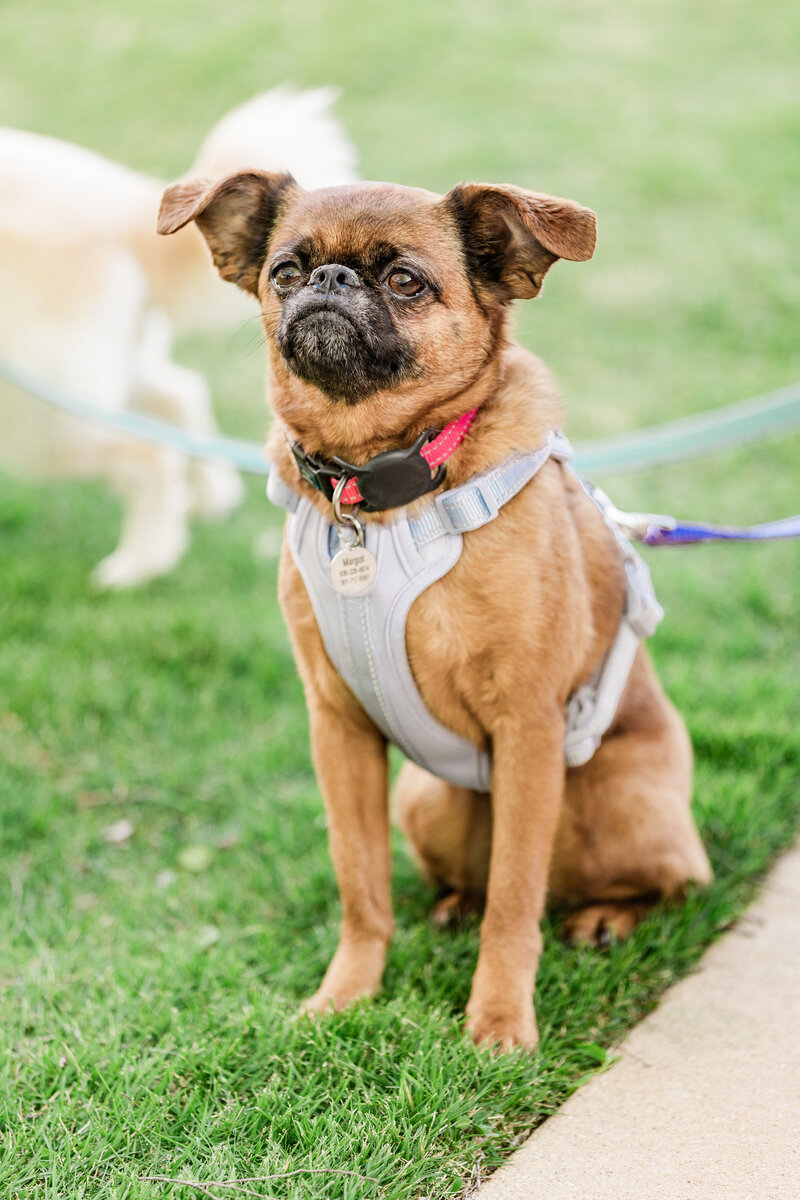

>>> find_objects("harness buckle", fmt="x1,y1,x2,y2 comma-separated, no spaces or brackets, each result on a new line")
288,438,337,500
434,478,500,535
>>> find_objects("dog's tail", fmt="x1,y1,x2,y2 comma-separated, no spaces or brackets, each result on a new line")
153,86,359,334
188,85,359,191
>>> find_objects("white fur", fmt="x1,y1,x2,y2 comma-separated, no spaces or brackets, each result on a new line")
0,87,358,587
191,86,359,188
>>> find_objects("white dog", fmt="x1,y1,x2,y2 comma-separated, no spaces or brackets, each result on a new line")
0,87,358,587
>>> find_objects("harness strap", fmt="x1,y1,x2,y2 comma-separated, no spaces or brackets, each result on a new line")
270,430,575,541
408,430,574,546
563,484,664,766
266,468,301,513
267,433,663,784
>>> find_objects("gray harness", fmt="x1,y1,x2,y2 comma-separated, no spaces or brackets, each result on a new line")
268,431,663,791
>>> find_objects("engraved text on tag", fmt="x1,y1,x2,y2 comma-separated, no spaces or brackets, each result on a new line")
330,545,378,595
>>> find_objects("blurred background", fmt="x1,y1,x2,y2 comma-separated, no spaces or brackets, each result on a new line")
2,3,799,1197
5,0,799,445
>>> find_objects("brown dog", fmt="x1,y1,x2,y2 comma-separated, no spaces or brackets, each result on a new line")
158,172,711,1050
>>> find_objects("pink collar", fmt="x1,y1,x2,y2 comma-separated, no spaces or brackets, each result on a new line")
335,407,479,506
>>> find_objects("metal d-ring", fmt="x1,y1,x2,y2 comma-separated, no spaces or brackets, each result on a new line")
332,477,365,547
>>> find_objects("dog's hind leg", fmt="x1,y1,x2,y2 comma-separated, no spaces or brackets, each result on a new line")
394,761,491,924
133,312,244,521
395,655,711,947
550,648,712,946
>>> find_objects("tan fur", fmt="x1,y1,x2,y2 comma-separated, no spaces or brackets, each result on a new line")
161,174,712,1050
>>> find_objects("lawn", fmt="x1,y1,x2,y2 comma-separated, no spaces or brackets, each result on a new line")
2,2,799,1198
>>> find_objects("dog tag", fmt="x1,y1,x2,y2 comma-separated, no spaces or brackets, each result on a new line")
330,543,377,595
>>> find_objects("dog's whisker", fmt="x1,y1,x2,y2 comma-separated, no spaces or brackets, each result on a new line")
227,314,266,350
238,334,268,360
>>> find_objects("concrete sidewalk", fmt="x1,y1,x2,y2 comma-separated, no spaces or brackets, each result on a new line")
476,841,800,1200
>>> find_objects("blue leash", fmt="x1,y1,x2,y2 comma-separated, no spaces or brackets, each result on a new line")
642,514,800,546
1,355,798,547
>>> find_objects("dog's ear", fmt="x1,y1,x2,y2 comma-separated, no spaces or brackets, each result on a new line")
442,183,596,300
157,170,300,295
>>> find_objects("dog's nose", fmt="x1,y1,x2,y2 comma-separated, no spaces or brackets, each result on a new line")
308,263,361,294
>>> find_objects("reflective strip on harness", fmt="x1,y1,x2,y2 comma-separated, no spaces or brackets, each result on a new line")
268,433,663,789
563,520,663,767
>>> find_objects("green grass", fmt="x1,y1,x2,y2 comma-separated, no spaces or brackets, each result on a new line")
2,1,800,1197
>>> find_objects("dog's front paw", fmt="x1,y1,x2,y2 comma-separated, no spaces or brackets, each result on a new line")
465,1003,538,1053
300,940,387,1018
300,982,376,1018
300,990,341,1017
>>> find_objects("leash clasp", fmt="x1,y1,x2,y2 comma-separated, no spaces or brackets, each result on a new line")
592,488,677,541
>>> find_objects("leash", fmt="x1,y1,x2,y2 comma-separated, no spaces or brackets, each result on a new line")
640,514,800,546
574,380,800,474
0,356,270,474
2,355,799,545
587,488,800,547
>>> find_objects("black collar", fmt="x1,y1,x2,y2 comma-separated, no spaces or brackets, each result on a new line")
288,428,445,512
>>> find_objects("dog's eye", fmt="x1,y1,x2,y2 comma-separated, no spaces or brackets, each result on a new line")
272,263,303,289
387,270,425,297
